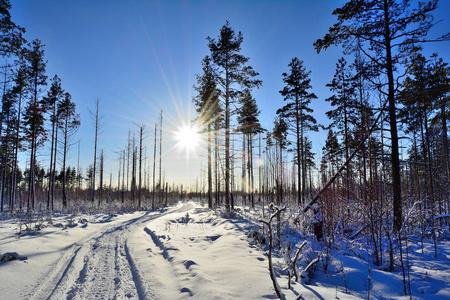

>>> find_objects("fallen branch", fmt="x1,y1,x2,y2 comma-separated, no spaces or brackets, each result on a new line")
302,99,388,214
300,255,320,284
260,204,286,299
292,241,307,282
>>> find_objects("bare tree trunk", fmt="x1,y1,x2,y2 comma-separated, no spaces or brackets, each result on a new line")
77,140,81,195
258,133,262,203
383,0,402,233
11,89,23,211
122,149,125,203
215,129,220,207
207,124,212,208
52,117,59,210
118,153,121,202
127,130,131,195
225,75,231,212
152,123,157,209
62,118,68,207
91,98,101,204
440,103,450,215
99,149,104,206
159,111,163,205
250,134,255,208
138,125,143,209
242,136,246,206
47,102,57,210
279,137,283,205
0,66,6,212
296,96,301,207
109,172,112,199
131,136,135,203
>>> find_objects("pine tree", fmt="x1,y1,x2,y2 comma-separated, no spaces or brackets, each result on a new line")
43,74,64,210
400,54,435,211
1,88,16,211
22,39,47,209
321,129,341,185
0,0,26,58
278,57,318,206
236,89,263,207
325,57,357,201
428,54,450,209
314,0,450,232
9,64,27,210
399,53,450,237
207,21,262,212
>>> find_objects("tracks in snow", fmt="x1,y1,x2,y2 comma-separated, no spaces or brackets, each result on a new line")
26,203,194,300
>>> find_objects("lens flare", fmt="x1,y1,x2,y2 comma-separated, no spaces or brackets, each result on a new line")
175,123,200,152
256,158,264,167
242,178,254,193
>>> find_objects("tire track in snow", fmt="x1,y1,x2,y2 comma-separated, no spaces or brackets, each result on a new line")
26,203,195,300
124,242,146,300
27,242,88,300
70,234,117,300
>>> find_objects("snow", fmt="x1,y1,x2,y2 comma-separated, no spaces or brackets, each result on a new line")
0,201,449,299
129,205,274,299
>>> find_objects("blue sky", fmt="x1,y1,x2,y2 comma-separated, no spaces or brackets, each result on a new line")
10,0,450,187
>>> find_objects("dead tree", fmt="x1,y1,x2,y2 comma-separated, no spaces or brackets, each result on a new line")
89,98,103,205
152,123,157,209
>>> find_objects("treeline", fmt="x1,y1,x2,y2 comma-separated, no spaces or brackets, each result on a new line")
192,0,450,257
0,1,82,212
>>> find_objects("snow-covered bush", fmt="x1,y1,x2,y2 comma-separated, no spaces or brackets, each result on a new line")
247,226,265,245
15,209,48,235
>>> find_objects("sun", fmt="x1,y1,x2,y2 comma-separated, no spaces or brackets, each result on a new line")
175,123,201,152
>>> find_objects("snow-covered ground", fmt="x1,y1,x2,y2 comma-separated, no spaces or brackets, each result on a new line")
0,201,449,299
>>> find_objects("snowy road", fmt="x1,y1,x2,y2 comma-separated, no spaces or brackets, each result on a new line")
26,203,195,300
18,202,274,300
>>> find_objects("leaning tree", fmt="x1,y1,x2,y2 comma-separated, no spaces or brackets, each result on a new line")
314,0,449,232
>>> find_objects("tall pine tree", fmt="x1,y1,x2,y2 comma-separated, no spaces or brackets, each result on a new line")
207,21,261,212
237,89,263,207
278,57,318,206
23,39,47,209
43,74,64,210
325,57,357,201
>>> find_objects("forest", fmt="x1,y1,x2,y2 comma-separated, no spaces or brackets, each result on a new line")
1,0,450,299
